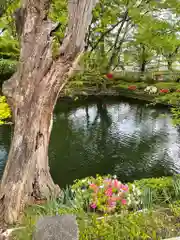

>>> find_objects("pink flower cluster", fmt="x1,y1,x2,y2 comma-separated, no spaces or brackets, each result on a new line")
89,178,129,212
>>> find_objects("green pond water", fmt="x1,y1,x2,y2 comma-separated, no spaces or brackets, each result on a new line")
0,98,180,187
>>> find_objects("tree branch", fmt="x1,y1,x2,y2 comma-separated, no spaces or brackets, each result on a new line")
107,10,129,70
59,0,99,60
90,20,123,53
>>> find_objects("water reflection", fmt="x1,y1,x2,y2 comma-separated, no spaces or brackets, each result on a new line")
49,100,180,187
0,99,179,188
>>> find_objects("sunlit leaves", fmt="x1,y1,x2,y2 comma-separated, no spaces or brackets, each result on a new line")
49,0,68,40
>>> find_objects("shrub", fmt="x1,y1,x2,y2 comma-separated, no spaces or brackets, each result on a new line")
155,82,179,90
0,96,11,124
144,86,158,94
114,74,141,83
135,82,147,90
156,92,180,105
134,176,180,207
72,175,141,213
106,73,113,79
116,83,129,89
79,209,179,240
144,75,155,84
171,107,180,125
159,89,169,93
0,59,17,83
128,85,137,91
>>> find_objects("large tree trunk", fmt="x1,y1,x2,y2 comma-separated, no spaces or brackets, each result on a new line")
0,0,98,225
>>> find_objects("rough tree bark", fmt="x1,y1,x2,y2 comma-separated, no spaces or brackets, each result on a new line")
0,0,99,224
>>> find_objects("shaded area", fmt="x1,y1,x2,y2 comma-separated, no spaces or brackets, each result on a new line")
0,124,12,176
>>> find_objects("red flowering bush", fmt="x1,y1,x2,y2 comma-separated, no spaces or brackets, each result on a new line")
128,85,137,91
72,175,141,213
160,89,169,93
106,73,113,79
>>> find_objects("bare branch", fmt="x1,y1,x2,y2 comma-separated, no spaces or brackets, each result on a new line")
90,20,124,53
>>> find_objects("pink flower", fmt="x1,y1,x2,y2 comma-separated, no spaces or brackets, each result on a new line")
121,199,127,205
108,199,116,207
105,188,113,197
90,203,97,209
104,179,112,187
119,184,129,192
112,179,120,188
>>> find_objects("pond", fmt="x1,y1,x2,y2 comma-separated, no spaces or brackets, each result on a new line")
0,98,180,188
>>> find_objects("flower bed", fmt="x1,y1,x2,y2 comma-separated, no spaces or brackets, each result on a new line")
72,175,141,213
13,175,180,240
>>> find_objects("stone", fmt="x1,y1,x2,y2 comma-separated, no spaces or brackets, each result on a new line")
33,214,79,240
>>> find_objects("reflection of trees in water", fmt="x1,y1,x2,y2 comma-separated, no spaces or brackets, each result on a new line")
85,105,90,128
49,101,178,187
87,101,112,146
49,101,113,186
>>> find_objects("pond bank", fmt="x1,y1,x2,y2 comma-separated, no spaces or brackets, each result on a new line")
59,87,172,107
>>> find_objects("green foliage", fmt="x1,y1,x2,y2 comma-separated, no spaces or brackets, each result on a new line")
134,176,180,207
79,209,180,240
156,92,180,105
0,1,19,80
169,200,180,217
171,107,180,125
0,32,19,59
49,0,68,41
14,203,180,240
72,175,141,213
114,73,141,83
12,175,180,240
0,95,11,124
52,38,60,60
0,59,17,81
0,0,180,83
155,82,180,90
